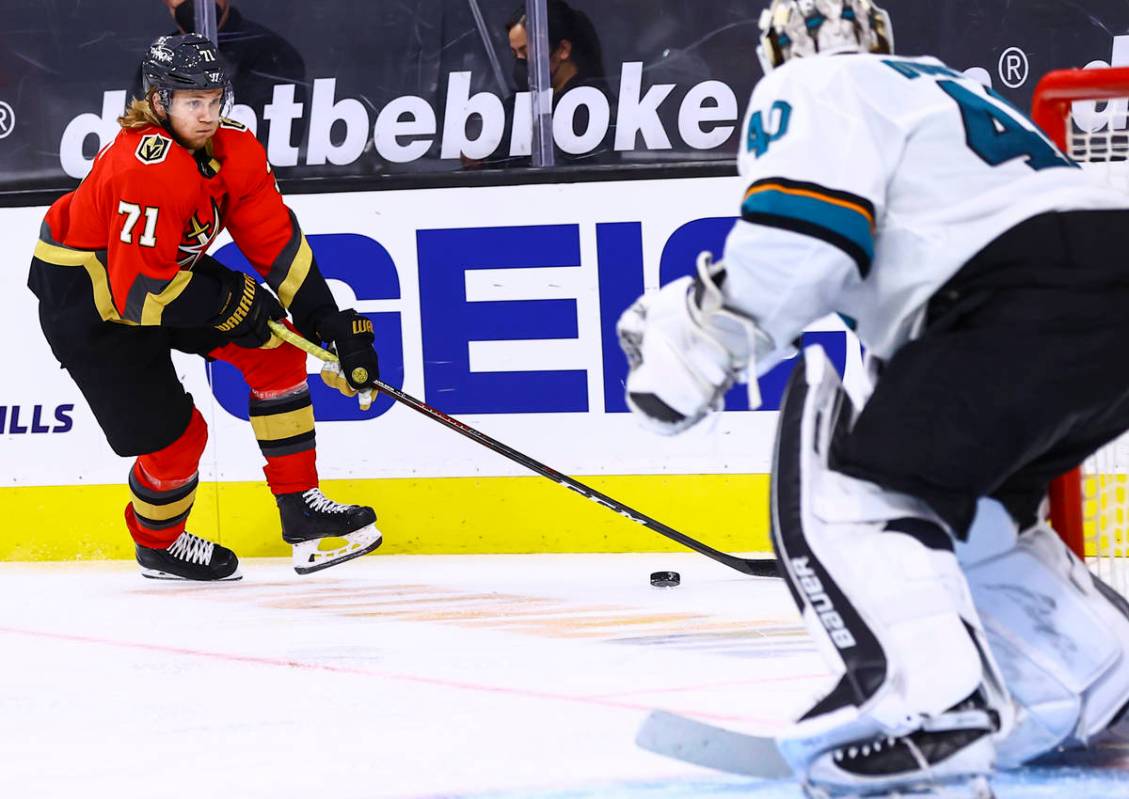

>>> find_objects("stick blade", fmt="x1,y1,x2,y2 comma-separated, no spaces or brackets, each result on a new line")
635,710,793,779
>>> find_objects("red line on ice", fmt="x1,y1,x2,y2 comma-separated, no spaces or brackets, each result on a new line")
0,625,785,726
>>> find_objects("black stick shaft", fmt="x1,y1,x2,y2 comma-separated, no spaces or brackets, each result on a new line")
374,379,778,578
266,321,777,578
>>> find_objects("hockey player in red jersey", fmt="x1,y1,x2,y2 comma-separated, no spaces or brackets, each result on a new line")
28,34,382,581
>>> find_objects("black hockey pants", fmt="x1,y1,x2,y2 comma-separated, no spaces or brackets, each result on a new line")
830,209,1129,537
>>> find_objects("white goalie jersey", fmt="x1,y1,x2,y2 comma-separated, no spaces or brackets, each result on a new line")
723,53,1129,363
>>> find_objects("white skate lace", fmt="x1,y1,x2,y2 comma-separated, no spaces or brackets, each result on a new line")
303,488,351,515
166,532,215,565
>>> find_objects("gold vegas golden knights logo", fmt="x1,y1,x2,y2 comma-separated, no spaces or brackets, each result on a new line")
135,133,172,165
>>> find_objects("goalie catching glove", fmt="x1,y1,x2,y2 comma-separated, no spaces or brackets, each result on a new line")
617,252,769,435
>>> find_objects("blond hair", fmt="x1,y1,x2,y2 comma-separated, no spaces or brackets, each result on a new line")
118,89,164,129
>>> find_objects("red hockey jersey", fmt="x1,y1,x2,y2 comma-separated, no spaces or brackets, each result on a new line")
32,119,334,331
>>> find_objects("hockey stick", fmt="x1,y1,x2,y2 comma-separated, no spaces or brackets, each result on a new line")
635,709,791,779
267,320,779,578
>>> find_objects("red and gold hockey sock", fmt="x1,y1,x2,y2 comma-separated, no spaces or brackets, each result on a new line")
249,384,319,496
125,406,208,549
125,470,199,549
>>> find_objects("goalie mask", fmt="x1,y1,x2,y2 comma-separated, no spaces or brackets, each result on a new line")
757,0,893,74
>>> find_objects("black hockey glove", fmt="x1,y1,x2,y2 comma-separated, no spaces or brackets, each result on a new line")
213,271,287,349
317,309,380,390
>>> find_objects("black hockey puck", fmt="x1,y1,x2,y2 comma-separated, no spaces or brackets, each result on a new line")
650,570,681,588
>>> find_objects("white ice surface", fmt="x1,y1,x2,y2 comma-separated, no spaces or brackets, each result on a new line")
1,553,1126,798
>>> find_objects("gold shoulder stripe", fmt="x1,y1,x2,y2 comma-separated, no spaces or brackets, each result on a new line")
277,235,313,307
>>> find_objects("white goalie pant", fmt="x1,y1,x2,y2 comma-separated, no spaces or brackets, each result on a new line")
959,500,1129,766
772,347,1011,785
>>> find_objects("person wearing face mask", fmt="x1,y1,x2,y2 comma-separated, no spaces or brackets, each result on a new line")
506,1,604,95
469,0,616,169
133,1,307,169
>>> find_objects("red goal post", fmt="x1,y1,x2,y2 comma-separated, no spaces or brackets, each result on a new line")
1033,67,1129,572
1031,66,1129,151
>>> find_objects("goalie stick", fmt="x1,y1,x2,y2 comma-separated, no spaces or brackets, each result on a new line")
635,709,792,779
636,709,1129,791
268,320,779,578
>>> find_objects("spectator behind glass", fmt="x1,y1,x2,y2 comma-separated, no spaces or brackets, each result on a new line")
470,0,616,169
134,1,307,168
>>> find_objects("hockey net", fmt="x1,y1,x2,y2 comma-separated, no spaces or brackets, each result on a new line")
1034,66,1129,595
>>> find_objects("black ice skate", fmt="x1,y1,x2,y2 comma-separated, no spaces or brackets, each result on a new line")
277,488,382,575
798,693,999,799
136,531,242,581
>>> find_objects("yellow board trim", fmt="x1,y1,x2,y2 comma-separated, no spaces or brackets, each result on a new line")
249,406,316,442
277,236,313,307
130,487,197,523
0,474,771,561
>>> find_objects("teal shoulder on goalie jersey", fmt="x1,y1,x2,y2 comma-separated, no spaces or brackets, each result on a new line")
741,178,875,276
881,58,962,80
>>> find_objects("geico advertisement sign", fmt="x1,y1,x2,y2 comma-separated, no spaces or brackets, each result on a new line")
60,64,740,178
208,210,850,423
0,180,857,483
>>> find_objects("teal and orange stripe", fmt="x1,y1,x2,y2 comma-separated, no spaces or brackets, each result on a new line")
741,177,877,276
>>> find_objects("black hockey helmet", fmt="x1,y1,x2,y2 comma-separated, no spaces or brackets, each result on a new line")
141,34,233,109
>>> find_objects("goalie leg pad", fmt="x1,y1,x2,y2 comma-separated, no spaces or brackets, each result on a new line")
772,347,1009,796
961,511,1129,765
